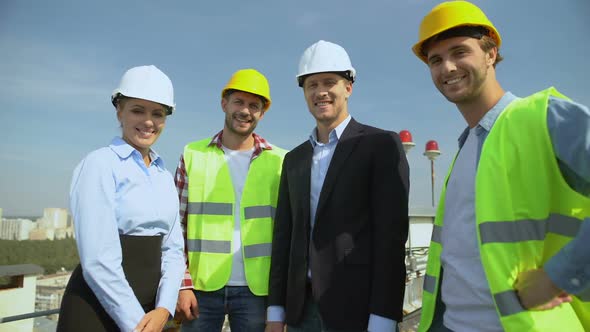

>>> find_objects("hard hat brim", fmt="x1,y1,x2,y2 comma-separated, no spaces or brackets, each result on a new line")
111,92,174,115
296,70,356,87
412,24,501,63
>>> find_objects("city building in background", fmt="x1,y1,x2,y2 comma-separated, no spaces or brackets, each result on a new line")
35,270,72,322
39,209,68,230
0,218,34,241
34,208,73,240
0,208,74,241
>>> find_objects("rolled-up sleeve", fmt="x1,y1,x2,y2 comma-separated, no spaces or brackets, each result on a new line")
545,220,590,294
545,97,590,294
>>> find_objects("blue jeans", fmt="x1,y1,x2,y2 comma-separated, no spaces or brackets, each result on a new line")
181,286,266,332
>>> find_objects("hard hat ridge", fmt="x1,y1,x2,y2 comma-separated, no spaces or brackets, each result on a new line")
111,65,175,115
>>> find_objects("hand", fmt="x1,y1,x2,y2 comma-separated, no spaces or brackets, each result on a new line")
515,268,573,310
134,307,170,332
265,321,285,332
175,289,199,321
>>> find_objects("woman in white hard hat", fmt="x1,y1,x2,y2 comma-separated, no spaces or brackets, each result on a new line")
57,65,185,332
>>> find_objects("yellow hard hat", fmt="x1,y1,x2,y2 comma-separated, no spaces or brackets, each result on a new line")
221,69,271,111
412,1,501,63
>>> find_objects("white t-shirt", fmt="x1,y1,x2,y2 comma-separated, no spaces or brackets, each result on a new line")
222,145,254,286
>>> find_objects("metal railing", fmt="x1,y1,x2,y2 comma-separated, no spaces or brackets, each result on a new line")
0,308,59,323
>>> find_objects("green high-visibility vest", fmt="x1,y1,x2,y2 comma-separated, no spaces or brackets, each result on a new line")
183,138,286,295
419,88,590,331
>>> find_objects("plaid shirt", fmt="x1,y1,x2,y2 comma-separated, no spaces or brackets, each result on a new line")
175,130,273,289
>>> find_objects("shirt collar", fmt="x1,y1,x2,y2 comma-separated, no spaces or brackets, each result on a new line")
109,136,165,169
457,92,518,147
309,115,352,147
208,130,273,160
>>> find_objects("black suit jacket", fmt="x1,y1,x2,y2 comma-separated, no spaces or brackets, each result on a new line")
268,118,410,330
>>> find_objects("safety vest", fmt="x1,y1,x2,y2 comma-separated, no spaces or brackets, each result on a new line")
419,88,590,331
183,138,286,295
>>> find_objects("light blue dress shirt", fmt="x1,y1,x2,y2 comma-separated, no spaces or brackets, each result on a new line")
268,115,397,331
544,98,590,295
70,137,185,332
309,115,352,243
453,94,590,301
441,93,516,331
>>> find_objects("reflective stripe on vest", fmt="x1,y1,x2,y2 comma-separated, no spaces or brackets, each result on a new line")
186,241,273,258
431,225,442,244
244,205,276,220
479,214,582,244
188,202,233,216
424,274,437,294
187,239,232,254
494,290,524,317
244,243,273,258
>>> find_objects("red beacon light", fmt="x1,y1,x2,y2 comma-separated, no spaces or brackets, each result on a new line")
424,140,441,160
399,129,415,154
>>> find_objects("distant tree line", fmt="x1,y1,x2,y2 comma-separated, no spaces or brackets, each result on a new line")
0,238,79,274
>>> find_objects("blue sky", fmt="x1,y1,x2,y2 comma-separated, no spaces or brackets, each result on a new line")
1,0,589,216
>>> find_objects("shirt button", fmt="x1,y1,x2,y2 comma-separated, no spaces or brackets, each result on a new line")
571,278,581,287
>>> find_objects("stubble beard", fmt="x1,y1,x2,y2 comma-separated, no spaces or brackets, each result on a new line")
441,67,487,105
225,114,257,138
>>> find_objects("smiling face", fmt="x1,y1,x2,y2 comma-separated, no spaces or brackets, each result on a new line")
222,90,265,137
426,36,496,106
302,72,352,127
116,97,167,156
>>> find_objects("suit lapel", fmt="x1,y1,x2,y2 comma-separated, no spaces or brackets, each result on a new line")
315,118,363,221
296,142,313,235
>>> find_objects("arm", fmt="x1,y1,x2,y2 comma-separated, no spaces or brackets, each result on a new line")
516,97,590,308
136,196,186,332
155,209,185,316
368,132,409,328
267,155,293,329
70,153,145,332
174,154,199,320
516,220,590,311
544,219,590,293
174,153,191,277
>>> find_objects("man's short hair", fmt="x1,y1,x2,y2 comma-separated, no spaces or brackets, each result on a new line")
222,89,268,110
421,25,503,66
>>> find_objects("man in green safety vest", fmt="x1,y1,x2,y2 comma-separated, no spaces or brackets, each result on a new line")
412,1,590,331
173,69,287,331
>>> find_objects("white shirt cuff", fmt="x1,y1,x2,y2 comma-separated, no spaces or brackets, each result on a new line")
267,305,286,322
368,313,397,332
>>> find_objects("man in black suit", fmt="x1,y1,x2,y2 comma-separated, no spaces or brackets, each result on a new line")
266,40,410,332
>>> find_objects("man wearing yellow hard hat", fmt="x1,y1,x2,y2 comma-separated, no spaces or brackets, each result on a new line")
173,69,287,331
413,1,590,331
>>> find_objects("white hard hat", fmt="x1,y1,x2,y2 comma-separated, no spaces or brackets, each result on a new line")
111,65,175,115
296,40,356,87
